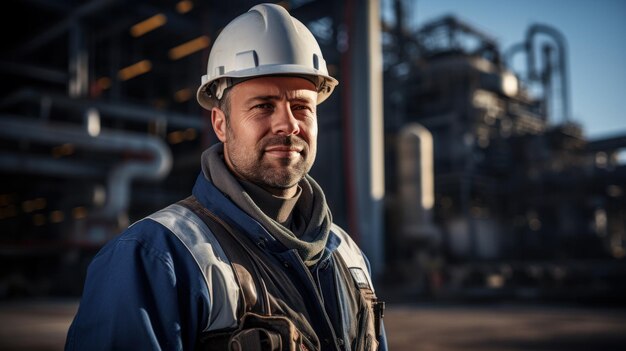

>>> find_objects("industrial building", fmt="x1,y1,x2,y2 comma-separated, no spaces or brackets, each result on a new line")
1,0,625,306
383,12,626,301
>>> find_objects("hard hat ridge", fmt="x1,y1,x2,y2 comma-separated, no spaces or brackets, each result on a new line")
196,3,338,110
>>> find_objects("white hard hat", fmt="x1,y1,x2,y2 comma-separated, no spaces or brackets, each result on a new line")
196,3,338,110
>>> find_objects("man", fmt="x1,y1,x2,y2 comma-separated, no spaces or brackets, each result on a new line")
66,3,386,350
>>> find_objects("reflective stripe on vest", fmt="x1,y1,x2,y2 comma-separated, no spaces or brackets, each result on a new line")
147,204,240,332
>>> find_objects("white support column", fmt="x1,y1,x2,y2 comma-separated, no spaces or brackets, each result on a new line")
349,0,385,276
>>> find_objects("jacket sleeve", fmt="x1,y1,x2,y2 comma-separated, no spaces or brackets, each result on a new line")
65,226,206,351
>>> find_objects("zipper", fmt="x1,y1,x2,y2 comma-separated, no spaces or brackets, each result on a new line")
290,252,341,351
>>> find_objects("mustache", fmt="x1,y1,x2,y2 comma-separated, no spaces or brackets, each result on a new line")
260,135,308,151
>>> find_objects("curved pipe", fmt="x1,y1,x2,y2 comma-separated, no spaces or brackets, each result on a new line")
504,42,525,70
525,24,570,121
0,115,172,218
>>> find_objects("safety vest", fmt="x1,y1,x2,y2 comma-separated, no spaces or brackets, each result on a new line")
151,196,384,351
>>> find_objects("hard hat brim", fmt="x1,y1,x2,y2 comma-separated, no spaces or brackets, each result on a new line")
197,66,338,110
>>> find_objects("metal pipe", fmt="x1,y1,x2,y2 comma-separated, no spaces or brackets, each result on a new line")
0,151,102,178
9,0,122,57
0,115,172,218
525,24,571,121
0,89,203,130
0,61,68,84
504,42,525,70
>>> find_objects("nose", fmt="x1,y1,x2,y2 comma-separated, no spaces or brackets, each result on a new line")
272,104,300,136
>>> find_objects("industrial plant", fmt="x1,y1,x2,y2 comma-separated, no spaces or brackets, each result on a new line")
1,0,625,306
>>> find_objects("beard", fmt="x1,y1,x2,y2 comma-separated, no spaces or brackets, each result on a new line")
225,132,315,190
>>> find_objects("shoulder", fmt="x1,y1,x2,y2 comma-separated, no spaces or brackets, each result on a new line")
92,203,232,295
331,223,376,291
143,203,234,276
93,204,196,264
90,213,175,267
331,223,363,261
90,203,240,332
115,202,226,260
144,202,240,332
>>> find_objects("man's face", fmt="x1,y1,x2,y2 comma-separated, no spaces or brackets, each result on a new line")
212,76,318,196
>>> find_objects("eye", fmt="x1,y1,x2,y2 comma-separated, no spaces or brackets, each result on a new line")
254,103,274,110
292,104,314,114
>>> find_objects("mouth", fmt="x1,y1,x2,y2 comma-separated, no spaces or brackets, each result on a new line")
264,146,303,158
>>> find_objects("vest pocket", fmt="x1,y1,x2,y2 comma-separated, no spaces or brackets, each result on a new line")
227,312,319,351
352,294,381,351
229,328,281,351
365,334,379,351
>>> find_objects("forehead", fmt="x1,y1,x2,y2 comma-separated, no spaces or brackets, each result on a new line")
231,76,318,101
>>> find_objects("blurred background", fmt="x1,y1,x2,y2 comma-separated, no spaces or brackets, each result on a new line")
1,0,625,350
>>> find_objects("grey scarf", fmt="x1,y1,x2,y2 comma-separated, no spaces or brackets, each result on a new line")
201,143,331,266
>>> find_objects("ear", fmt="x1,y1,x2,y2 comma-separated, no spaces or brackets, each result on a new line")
211,107,227,142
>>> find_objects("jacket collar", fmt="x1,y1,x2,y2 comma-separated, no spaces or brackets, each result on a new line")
191,172,341,255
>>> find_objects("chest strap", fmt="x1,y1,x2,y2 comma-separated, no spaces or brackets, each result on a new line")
179,196,320,351
179,196,268,316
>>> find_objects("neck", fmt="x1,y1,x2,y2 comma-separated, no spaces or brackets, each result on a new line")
239,179,302,226
261,184,298,198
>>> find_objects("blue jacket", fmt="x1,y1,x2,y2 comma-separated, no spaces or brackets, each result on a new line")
66,172,387,350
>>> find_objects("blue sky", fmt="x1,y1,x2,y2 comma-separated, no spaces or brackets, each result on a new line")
391,0,626,140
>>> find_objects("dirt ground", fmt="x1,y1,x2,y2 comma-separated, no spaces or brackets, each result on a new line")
1,299,625,350
384,303,626,351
